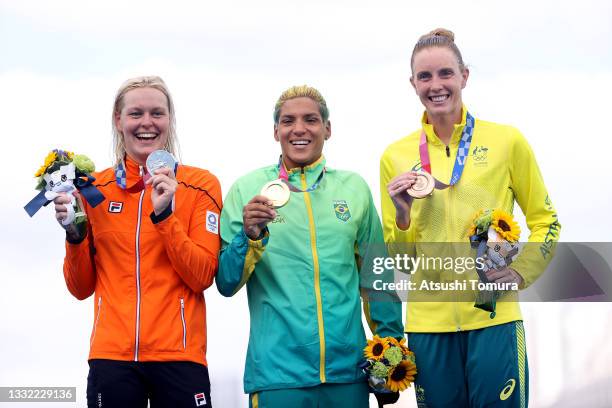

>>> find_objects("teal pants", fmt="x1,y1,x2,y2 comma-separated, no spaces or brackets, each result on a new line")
408,321,529,408
249,382,369,408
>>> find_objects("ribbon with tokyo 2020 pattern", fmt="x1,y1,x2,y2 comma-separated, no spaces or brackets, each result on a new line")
260,156,327,208
259,156,327,208
277,156,326,193
418,111,475,189
114,159,179,193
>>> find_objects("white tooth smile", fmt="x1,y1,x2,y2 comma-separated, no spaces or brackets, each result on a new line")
430,95,449,102
136,133,158,139
291,140,310,145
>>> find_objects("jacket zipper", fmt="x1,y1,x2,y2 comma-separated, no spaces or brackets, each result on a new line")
301,170,326,383
134,166,145,361
449,185,461,331
447,137,461,331
180,298,187,350
91,296,102,347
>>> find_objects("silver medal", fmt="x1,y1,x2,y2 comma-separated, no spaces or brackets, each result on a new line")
146,150,176,175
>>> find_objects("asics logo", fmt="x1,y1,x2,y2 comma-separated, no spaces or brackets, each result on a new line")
499,379,516,400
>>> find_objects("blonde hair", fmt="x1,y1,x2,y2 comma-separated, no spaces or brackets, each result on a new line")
273,85,329,124
411,28,466,74
112,76,180,166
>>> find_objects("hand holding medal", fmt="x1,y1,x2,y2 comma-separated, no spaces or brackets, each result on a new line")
388,112,475,230
406,172,435,198
386,171,420,230
242,195,277,240
144,150,178,216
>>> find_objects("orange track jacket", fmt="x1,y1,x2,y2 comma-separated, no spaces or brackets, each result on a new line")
63,156,222,365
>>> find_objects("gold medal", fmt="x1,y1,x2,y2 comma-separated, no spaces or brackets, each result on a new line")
260,179,290,208
407,172,435,199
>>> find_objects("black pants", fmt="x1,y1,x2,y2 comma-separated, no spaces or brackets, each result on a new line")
86,359,212,408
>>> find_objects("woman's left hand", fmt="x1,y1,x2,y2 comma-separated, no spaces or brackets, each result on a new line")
147,167,177,216
485,267,524,288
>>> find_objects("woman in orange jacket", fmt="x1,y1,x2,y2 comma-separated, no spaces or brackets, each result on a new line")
54,76,222,408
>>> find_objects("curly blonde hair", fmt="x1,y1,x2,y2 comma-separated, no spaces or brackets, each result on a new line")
273,85,329,124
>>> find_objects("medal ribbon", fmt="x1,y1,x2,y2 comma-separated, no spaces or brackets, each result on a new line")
115,161,178,192
419,112,475,187
277,156,325,193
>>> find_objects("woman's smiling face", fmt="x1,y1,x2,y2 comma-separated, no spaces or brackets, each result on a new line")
410,46,469,121
115,87,170,165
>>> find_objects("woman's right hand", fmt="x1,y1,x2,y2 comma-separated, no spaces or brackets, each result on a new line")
243,195,277,240
53,193,82,240
387,171,418,230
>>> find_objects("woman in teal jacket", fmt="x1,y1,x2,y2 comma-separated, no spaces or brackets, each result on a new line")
216,85,403,407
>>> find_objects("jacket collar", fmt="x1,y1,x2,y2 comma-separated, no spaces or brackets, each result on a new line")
281,155,326,185
114,155,146,190
421,105,469,147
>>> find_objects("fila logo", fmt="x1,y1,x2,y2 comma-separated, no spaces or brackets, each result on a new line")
194,392,207,406
108,201,123,213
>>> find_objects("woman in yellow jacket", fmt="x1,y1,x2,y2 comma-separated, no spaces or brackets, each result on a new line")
380,29,560,407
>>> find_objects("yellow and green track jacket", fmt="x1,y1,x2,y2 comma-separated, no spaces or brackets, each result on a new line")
380,107,561,332
217,157,403,394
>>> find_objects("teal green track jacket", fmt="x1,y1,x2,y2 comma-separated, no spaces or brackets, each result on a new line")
216,157,403,394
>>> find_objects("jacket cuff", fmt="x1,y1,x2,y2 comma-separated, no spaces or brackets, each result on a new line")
65,223,87,244
150,205,173,224
246,227,269,247
66,233,87,245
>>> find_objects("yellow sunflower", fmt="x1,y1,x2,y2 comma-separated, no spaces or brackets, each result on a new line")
386,360,417,392
44,151,57,167
491,209,521,242
34,151,58,177
364,335,389,361
34,165,46,177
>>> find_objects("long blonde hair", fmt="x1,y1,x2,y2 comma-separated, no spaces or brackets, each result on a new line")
111,76,180,166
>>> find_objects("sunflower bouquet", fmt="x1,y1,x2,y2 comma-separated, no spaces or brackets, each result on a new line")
24,149,104,226
362,335,417,394
468,209,521,317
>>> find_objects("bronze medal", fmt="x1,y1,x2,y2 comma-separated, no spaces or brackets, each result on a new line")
407,172,435,199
